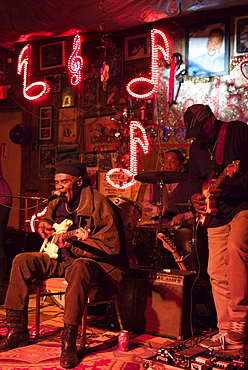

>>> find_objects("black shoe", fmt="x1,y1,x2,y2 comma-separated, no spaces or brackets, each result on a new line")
60,323,79,369
0,309,29,352
60,347,79,369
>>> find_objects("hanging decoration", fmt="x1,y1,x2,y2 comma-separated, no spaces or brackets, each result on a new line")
68,34,83,86
106,120,149,189
17,44,49,100
126,28,171,99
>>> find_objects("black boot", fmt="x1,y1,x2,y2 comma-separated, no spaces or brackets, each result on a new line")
60,323,79,369
0,309,30,351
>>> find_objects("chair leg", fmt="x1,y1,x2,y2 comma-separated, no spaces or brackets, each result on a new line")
80,305,88,348
114,295,123,330
35,286,41,338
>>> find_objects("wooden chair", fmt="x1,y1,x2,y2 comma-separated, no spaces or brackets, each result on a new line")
34,277,123,348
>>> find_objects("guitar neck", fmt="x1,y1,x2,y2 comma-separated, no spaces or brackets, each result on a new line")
61,229,76,241
171,251,187,271
157,233,187,271
212,169,226,189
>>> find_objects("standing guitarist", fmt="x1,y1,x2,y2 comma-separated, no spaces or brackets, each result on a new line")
0,159,129,369
184,104,248,350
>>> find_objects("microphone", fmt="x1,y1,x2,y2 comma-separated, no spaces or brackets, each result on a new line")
42,190,62,204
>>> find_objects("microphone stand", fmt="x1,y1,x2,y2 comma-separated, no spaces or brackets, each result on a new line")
0,194,45,201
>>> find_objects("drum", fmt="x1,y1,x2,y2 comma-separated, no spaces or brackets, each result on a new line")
134,223,193,270
108,195,142,242
134,224,174,268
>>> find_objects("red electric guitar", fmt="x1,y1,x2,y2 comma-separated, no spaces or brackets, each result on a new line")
198,160,240,227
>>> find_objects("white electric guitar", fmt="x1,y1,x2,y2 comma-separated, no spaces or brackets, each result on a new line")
39,219,90,259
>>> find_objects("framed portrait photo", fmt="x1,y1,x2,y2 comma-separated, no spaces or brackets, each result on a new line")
186,19,229,78
83,82,98,106
40,41,65,70
124,33,150,61
235,16,248,55
44,74,61,93
39,106,52,140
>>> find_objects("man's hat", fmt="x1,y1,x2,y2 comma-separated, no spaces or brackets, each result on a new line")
184,104,213,139
54,159,87,177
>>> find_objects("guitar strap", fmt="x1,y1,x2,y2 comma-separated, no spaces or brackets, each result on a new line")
215,122,228,165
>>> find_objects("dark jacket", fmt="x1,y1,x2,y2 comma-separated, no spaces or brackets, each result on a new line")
41,186,130,291
189,120,248,227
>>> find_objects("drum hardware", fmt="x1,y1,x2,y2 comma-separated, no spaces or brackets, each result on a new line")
135,171,189,269
134,171,189,184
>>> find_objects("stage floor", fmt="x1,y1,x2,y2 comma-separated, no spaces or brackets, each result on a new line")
0,294,245,370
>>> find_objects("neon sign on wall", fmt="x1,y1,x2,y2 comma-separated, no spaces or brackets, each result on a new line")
105,120,149,189
68,34,83,86
126,28,171,99
17,44,49,100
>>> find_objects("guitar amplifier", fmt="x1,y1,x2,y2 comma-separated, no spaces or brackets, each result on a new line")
116,268,196,340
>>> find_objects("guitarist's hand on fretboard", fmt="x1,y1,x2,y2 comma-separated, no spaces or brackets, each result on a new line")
53,233,71,249
53,227,90,249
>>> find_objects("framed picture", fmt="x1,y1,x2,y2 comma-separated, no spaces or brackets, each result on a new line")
84,116,117,152
40,41,65,70
106,79,122,105
83,82,98,106
186,19,229,78
124,33,150,61
44,74,61,93
58,108,78,143
235,16,248,55
39,106,52,140
62,86,74,108
39,145,56,179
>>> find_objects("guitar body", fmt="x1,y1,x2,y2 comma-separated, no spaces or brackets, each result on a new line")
198,161,240,227
40,219,73,259
199,171,218,227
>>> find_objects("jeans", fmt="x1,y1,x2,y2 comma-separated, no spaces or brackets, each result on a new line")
4,252,103,326
207,210,248,332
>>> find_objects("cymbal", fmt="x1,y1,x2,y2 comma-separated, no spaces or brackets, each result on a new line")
134,171,189,184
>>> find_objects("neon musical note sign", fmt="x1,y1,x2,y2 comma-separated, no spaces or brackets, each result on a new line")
68,34,84,86
17,44,49,100
126,29,171,99
105,120,149,189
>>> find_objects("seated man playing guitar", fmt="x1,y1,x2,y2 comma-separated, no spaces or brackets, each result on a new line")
184,104,248,351
0,159,129,369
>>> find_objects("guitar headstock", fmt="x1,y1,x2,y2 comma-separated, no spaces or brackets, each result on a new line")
226,160,240,177
157,232,176,253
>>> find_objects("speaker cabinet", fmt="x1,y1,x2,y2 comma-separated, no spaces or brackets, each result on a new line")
117,269,196,340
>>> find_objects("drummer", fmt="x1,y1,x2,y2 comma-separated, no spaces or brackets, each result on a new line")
141,149,193,265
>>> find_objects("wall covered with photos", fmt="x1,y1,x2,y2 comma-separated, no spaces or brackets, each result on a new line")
0,5,248,227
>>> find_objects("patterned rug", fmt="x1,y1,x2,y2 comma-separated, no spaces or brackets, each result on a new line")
0,325,157,369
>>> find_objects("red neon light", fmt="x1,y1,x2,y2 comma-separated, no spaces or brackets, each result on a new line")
68,34,83,86
126,29,171,99
30,206,48,232
106,120,149,189
17,44,49,100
